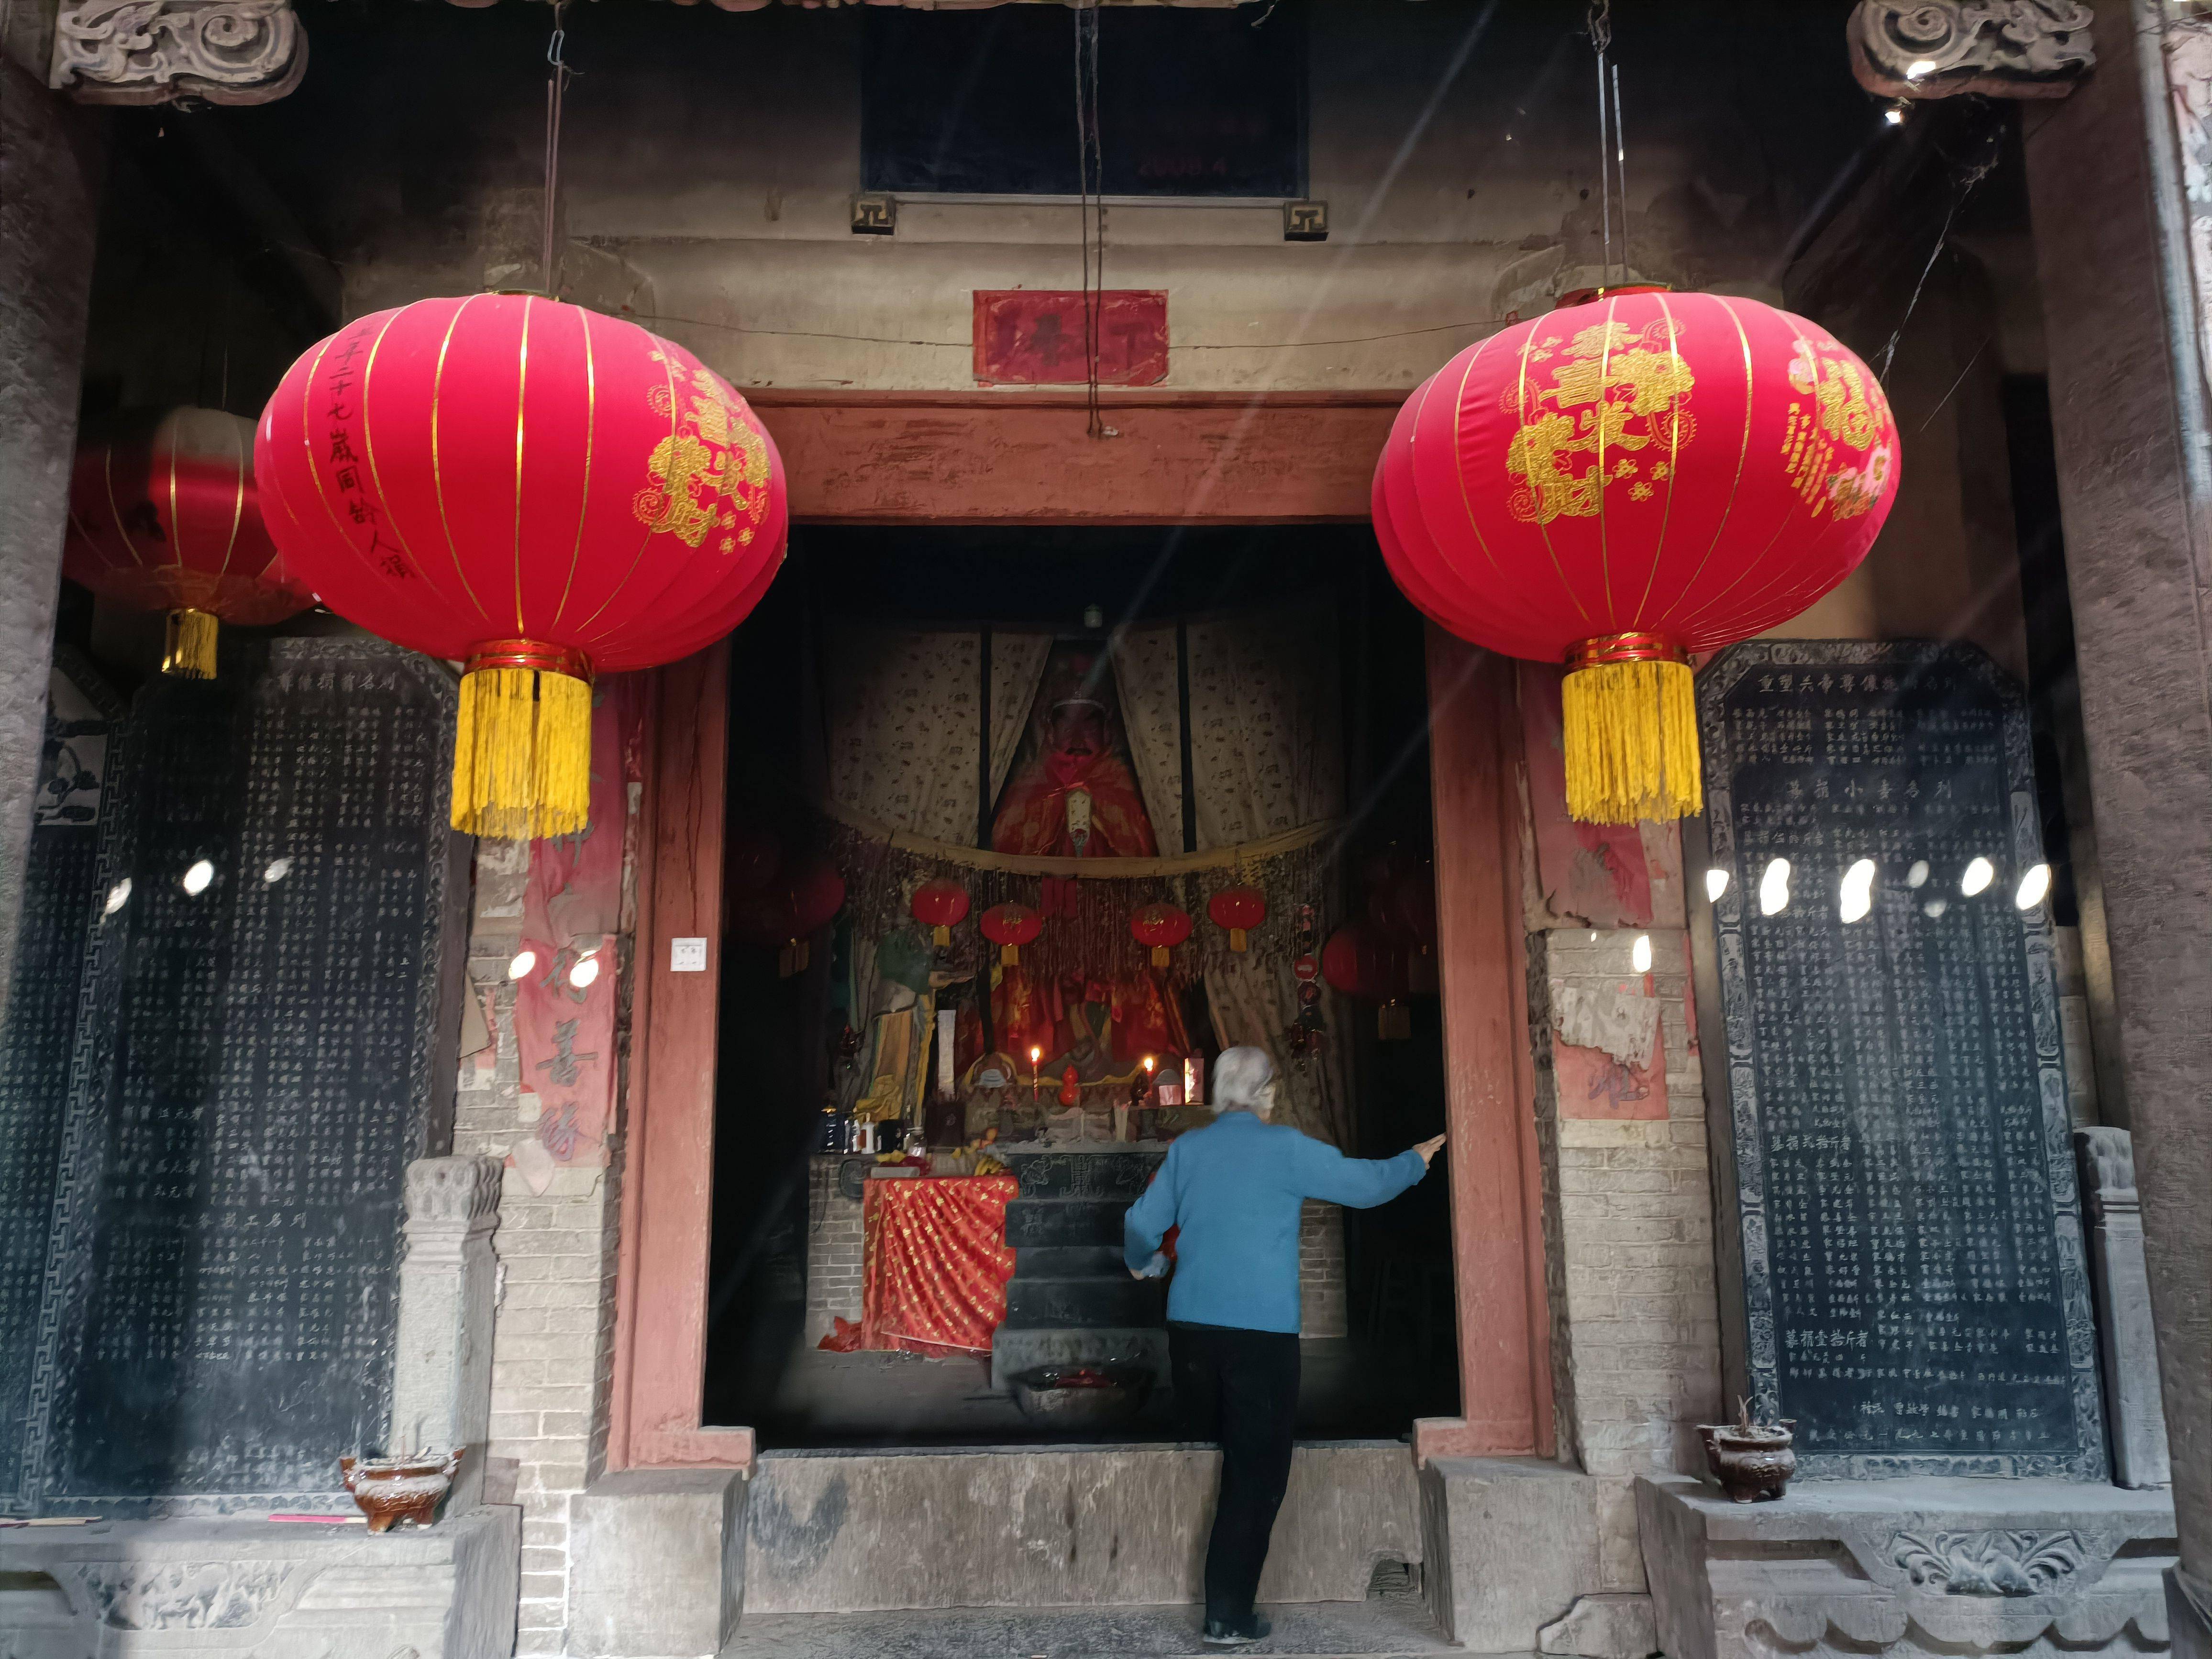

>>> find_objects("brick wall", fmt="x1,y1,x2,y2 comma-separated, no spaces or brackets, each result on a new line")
805,1155,864,1344
1299,1199,1349,1339
1528,925,1724,1596
452,838,629,1658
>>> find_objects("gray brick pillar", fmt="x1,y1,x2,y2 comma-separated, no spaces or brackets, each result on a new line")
2023,6,2212,1650
0,51,101,1024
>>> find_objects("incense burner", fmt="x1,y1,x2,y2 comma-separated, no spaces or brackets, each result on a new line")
340,1450,463,1532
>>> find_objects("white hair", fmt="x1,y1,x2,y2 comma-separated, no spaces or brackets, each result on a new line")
1212,1045,1276,1113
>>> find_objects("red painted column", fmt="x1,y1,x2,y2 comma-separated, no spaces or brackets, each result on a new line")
1414,629,1556,1463
607,642,752,1470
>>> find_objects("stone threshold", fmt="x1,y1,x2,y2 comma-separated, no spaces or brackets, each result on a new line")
718,1592,1465,1657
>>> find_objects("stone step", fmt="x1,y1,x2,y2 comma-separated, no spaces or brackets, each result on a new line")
743,1444,1422,1618
1004,1196,1129,1248
718,1593,1460,1658
1008,1242,1126,1278
1002,1272,1164,1330
1003,1148,1164,1199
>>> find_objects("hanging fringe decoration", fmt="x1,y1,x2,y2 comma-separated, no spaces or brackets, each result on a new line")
451,642,593,840
162,608,220,679
1560,637,1700,826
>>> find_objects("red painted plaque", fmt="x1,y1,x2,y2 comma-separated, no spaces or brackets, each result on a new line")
973,289,1169,387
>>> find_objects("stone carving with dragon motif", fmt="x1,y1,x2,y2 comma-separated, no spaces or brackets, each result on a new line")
50,0,307,106
1848,1,2095,100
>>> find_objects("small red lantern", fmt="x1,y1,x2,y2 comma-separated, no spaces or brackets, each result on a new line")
911,878,971,947
1321,922,1413,1039
64,407,314,678
726,827,783,895
257,295,787,840
1206,886,1268,953
730,855,844,976
1130,902,1192,969
980,902,1042,966
1374,288,1899,823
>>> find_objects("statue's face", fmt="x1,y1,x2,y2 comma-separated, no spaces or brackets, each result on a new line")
1050,703,1107,757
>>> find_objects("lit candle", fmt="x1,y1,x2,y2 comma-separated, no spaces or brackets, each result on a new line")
1030,1045,1042,1102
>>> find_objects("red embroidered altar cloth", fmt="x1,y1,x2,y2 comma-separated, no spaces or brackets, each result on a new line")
858,1175,1018,1354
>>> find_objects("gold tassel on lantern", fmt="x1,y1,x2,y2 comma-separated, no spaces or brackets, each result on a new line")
452,642,594,840
1561,635,1702,825
162,608,220,679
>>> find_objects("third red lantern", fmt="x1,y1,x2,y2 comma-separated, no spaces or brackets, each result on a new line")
980,902,1041,966
1206,886,1267,953
910,878,971,947
1374,288,1899,824
1130,902,1192,969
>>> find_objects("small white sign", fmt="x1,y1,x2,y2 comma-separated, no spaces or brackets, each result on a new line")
670,936,708,973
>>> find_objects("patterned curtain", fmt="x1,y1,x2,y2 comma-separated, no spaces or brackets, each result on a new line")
988,630,1053,807
828,623,982,841
1185,602,1344,848
1110,624,1186,849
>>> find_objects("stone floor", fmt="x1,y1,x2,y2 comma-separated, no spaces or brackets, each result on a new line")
718,1588,1467,1657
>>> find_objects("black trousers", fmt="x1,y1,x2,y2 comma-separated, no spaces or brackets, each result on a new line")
1169,1321,1301,1625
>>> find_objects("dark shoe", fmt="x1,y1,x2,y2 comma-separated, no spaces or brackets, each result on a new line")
1201,1615,1271,1647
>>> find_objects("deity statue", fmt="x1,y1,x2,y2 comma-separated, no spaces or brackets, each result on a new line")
991,649,1158,859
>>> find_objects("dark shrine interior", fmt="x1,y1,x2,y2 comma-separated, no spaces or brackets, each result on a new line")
702,527,1461,1446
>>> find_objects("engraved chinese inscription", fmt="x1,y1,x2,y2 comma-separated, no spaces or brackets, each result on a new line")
34,641,453,1504
1699,641,2103,1480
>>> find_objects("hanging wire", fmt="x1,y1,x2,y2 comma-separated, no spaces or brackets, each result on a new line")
1612,61,1630,283
1594,41,1612,283
1073,0,1106,437
542,0,576,297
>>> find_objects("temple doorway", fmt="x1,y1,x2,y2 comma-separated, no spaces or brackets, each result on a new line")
699,525,1459,1447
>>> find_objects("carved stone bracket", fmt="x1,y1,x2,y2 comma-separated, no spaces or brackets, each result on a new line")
1849,1,2095,100
50,0,306,106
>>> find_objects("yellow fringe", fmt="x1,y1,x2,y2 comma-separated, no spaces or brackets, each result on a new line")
1560,658,1703,824
450,666,593,841
162,609,219,679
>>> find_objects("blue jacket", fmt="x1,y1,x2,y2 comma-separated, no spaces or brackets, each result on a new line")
1122,1110,1428,1334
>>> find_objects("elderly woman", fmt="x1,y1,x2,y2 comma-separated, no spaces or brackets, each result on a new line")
1124,1045,1444,1648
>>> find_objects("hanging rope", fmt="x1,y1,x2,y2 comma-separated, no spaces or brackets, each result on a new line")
1585,0,1630,287
1073,0,1106,437
542,0,576,296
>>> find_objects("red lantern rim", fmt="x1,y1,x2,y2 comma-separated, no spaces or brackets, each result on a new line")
466,639,595,681
1564,632,1688,671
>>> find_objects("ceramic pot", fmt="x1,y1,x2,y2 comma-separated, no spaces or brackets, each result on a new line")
339,1450,462,1532
1697,1422,1796,1502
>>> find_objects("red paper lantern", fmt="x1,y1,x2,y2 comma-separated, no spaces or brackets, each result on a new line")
730,855,844,976
1206,886,1268,952
1130,902,1192,969
64,408,314,678
725,827,783,895
256,295,787,839
1320,923,1405,1003
980,902,1042,966
911,878,971,947
1321,923,1414,1041
1374,288,1899,823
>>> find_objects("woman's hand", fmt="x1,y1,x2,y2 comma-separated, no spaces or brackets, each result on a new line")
1130,1251,1170,1280
1414,1134,1447,1167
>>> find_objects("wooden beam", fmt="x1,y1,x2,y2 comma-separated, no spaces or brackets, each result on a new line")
747,389,1400,525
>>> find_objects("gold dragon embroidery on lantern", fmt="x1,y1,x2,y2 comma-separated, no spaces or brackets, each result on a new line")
1504,318,1697,525
1781,335,1894,521
632,358,773,552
